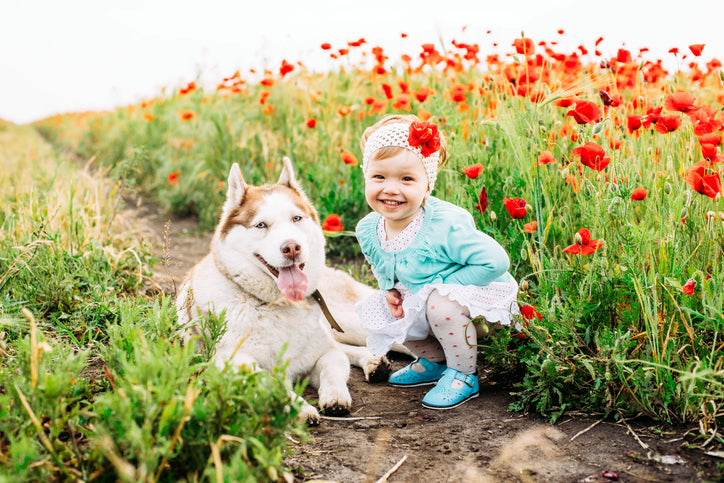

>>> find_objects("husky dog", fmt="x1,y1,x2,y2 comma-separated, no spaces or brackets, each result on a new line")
176,158,390,424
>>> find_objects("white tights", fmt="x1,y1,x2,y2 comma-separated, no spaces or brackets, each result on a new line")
403,290,477,374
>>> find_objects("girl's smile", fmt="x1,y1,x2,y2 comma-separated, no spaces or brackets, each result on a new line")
364,149,430,237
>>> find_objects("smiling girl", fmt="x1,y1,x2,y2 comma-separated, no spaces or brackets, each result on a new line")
354,114,519,409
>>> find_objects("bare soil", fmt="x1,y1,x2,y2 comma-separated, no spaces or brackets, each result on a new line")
128,196,722,483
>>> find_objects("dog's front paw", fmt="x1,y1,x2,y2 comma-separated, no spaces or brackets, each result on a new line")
318,386,352,417
364,355,391,383
299,402,321,426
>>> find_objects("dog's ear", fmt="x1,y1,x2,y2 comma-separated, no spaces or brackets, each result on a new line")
223,163,247,212
278,156,297,186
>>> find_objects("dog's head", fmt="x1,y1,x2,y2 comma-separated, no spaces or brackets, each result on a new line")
212,157,325,303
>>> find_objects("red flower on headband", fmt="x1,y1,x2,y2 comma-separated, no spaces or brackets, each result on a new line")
408,121,441,157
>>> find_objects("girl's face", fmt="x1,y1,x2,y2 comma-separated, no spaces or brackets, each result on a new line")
364,149,430,231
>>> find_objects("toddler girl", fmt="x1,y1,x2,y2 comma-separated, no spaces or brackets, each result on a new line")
355,114,519,409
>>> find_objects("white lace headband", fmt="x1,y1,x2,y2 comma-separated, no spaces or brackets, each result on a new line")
362,122,441,192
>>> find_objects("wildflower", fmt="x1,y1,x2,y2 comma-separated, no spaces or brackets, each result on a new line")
168,172,179,186
369,98,387,115
562,228,603,255
512,37,535,55
627,115,642,133
698,133,722,146
599,90,622,107
475,185,487,213
391,94,411,111
142,112,155,122
655,114,682,134
337,105,351,116
664,91,699,113
503,198,527,219
260,77,274,87
382,83,394,100
689,44,705,56
320,43,332,50
616,48,633,63
682,278,696,295
523,221,538,233
462,163,484,179
685,161,722,199
571,142,610,171
306,118,316,128
414,87,433,102
417,109,432,121
520,304,542,321
630,188,648,200
537,150,556,165
178,110,195,121
262,104,274,115
567,100,602,125
321,214,344,232
340,151,358,166
279,59,294,77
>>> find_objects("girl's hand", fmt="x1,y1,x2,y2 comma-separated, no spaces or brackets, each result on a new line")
386,289,404,318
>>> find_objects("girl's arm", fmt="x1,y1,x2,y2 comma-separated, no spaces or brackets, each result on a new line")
442,223,510,287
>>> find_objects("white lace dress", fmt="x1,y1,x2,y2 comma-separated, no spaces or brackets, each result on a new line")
355,209,520,356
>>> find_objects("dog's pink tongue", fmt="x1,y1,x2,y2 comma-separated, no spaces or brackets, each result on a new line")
277,265,308,302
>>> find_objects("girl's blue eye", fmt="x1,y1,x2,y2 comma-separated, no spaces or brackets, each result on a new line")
292,215,302,222
255,222,267,228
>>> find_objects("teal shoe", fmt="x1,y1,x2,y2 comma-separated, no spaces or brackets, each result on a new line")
421,368,479,409
388,358,446,387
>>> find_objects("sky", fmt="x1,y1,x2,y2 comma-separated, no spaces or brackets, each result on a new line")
2,0,722,124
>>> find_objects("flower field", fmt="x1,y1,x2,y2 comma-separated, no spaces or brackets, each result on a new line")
24,31,724,456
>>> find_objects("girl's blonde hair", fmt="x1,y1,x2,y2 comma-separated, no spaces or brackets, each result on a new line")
360,114,449,170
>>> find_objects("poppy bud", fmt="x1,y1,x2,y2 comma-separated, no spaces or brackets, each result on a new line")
719,211,724,221
607,197,622,214
520,248,527,260
609,182,619,194
634,173,642,184
520,280,529,291
706,210,717,220
663,182,673,195
574,232,583,245
719,70,724,85
490,211,497,221
683,190,692,206
592,120,605,135
539,124,547,133
680,206,689,219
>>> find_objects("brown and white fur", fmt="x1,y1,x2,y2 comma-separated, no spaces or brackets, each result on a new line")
176,158,390,424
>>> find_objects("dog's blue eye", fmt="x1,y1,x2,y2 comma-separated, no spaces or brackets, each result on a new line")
292,216,302,222
255,222,267,228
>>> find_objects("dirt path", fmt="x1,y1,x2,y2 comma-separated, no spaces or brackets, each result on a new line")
129,196,721,483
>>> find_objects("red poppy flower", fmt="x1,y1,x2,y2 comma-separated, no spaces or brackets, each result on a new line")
142,112,155,122
664,92,699,113
655,114,682,134
475,185,487,213
690,107,724,136
554,98,574,108
630,188,648,200
168,171,179,186
503,198,527,219
682,279,696,295
627,115,642,133
668,47,679,55
320,43,332,50
340,151,358,166
321,214,344,232
598,90,622,107
407,121,441,157
337,105,351,116
685,161,722,198
462,163,484,179
523,221,538,233
698,133,722,146
566,100,602,125
520,304,542,321
306,118,316,128
562,228,603,255
571,142,610,171
538,150,556,165
689,44,705,56
616,48,632,63
512,37,535,55
178,110,195,121
414,87,433,102
279,59,294,77
382,83,394,100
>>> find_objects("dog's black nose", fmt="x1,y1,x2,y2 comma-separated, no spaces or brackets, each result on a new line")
281,242,302,260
